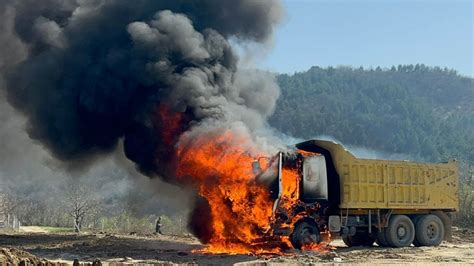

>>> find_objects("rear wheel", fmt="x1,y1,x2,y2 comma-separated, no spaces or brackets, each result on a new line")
411,215,422,246
432,211,452,241
342,231,375,247
291,220,320,249
385,215,415,247
414,215,444,246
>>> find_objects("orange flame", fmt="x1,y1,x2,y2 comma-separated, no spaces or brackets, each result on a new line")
176,129,291,254
164,113,333,254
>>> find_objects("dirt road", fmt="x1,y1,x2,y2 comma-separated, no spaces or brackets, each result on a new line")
0,228,473,265
19,226,48,233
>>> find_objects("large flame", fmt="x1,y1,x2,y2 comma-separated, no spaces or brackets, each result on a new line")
160,106,331,254
176,129,290,254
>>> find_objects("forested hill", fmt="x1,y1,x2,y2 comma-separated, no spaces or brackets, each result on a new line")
270,65,474,164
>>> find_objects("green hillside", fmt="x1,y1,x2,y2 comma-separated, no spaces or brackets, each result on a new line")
270,65,474,164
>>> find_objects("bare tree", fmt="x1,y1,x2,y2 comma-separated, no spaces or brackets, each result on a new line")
0,192,13,215
0,190,19,216
0,192,8,227
0,189,22,229
64,183,101,233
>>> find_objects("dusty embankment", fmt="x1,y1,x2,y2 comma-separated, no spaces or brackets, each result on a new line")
0,227,473,265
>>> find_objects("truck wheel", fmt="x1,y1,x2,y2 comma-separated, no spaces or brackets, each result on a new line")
414,215,444,246
432,211,452,241
342,232,375,247
290,219,320,249
385,215,415,247
342,235,355,247
376,229,389,247
411,215,422,246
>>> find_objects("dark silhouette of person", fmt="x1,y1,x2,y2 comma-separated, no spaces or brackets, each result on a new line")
155,216,163,234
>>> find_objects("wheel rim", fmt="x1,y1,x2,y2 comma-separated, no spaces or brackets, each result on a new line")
426,222,438,239
397,225,407,239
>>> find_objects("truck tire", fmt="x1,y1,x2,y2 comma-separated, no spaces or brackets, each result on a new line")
414,214,444,246
376,229,390,247
341,235,355,247
411,215,422,246
342,232,375,247
291,219,320,249
432,211,452,241
385,215,415,247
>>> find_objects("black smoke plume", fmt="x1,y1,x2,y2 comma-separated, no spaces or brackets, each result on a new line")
0,0,283,178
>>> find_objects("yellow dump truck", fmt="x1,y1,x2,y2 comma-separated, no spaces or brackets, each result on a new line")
260,139,459,248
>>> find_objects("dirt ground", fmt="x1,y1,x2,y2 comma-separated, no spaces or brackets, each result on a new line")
0,227,473,265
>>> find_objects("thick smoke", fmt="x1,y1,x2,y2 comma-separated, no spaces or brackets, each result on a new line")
0,0,283,178
0,88,190,221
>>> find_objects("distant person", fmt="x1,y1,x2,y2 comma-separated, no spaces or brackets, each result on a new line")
155,216,163,234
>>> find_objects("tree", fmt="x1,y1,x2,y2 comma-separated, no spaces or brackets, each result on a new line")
0,189,22,229
0,191,17,218
64,182,101,233
271,65,474,165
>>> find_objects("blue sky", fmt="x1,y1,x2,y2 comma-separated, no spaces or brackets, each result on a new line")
260,0,473,77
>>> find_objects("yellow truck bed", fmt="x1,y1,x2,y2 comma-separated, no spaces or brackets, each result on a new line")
307,140,459,211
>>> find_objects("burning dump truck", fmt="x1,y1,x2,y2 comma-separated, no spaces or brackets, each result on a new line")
256,139,459,249
1,0,460,255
